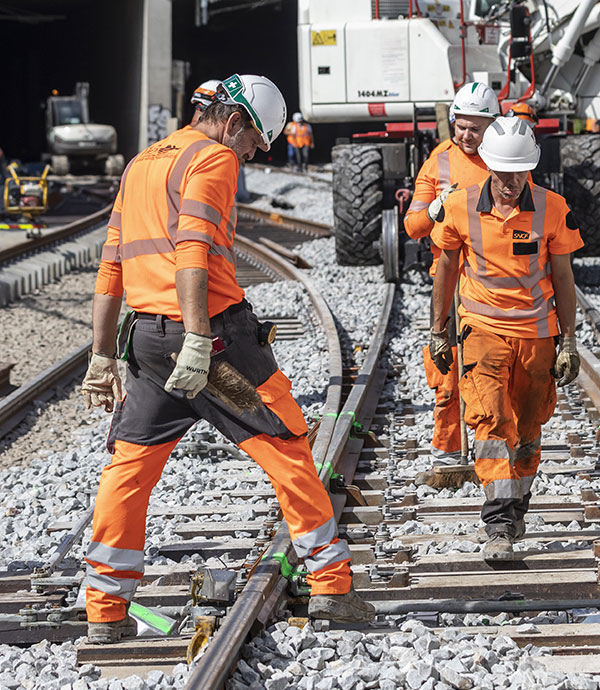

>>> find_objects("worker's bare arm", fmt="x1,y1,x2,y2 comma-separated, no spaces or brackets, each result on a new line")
550,253,577,338
92,293,123,356
432,248,461,331
176,267,211,337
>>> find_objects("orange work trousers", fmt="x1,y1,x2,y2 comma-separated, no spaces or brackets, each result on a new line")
423,345,461,456
459,326,556,531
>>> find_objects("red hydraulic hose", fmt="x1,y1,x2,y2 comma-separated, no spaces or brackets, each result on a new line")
454,0,467,88
375,0,379,18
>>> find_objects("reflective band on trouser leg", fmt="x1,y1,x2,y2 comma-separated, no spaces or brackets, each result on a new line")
86,437,179,622
239,432,352,595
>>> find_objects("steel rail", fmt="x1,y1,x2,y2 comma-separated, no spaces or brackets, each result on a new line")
236,203,331,238
186,260,396,689
0,204,112,266
576,284,600,343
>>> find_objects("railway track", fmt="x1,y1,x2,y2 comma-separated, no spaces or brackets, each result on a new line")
4,209,600,686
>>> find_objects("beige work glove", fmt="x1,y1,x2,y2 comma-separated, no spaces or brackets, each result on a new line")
554,336,580,387
81,353,122,413
430,327,453,376
427,183,458,222
164,332,212,399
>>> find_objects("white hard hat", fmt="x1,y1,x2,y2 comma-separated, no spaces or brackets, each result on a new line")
451,82,500,120
478,116,541,171
219,74,287,151
293,112,303,122
191,79,222,108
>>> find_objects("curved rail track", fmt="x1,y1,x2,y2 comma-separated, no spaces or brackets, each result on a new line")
5,213,600,685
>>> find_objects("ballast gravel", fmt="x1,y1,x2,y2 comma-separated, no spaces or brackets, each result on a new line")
1,168,600,687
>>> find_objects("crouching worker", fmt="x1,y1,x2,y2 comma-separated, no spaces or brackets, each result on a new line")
429,116,583,561
81,74,375,644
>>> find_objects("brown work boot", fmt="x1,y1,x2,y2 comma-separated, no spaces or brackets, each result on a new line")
87,615,138,644
482,532,515,561
308,586,376,623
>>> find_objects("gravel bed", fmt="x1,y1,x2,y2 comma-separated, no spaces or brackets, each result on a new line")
2,173,600,687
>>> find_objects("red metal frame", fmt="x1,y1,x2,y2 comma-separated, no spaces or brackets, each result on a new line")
353,122,437,140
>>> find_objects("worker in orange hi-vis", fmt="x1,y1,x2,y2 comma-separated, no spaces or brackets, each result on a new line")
287,111,314,172
429,117,583,562
404,82,500,466
80,74,375,645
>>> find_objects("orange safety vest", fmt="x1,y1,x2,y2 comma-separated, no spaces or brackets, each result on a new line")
289,123,312,148
404,139,489,275
95,126,243,320
431,178,584,338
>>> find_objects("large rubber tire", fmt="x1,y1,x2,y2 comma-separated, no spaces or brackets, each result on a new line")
332,144,383,265
561,134,600,256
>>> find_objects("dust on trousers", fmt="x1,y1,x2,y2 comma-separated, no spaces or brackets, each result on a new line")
459,326,557,536
85,300,352,622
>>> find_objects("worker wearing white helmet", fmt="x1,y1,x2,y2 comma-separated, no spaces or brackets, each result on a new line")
82,73,375,644
405,82,500,468
429,116,583,561
284,111,314,171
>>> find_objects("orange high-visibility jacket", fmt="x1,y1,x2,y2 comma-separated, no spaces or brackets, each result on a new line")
95,127,243,320
431,178,584,338
404,139,489,275
288,122,313,148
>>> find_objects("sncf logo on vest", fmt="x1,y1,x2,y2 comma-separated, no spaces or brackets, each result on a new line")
512,230,530,240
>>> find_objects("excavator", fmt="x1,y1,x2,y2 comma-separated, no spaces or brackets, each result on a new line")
298,0,600,278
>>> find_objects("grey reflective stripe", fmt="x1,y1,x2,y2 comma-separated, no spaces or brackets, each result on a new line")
226,206,237,242
292,516,337,558
86,564,139,601
209,243,236,265
406,199,429,214
119,237,175,261
109,210,122,230
466,185,486,275
303,540,352,573
437,150,450,188
460,293,551,320
521,474,536,494
463,263,549,290
87,541,144,572
515,435,541,460
101,245,120,262
180,199,222,226
119,155,138,246
529,186,549,337
166,138,217,240
483,477,523,501
474,439,512,460
176,230,214,247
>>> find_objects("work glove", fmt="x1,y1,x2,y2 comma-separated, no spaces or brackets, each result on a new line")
81,353,122,413
427,182,458,222
554,336,580,387
164,332,212,399
430,327,453,376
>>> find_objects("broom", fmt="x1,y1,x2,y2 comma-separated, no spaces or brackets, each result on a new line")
425,283,479,489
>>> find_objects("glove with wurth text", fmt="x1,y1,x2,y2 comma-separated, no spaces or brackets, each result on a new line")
164,332,212,399
427,183,459,222
430,327,454,375
554,336,580,387
81,353,122,413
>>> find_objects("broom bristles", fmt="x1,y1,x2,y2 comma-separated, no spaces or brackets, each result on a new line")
207,360,262,413
425,464,480,489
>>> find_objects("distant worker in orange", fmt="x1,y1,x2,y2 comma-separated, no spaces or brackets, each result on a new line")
404,82,500,465
80,73,375,644
430,117,582,561
286,111,314,172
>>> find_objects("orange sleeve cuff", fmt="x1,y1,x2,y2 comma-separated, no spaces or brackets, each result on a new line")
404,208,434,239
175,240,209,271
95,261,124,297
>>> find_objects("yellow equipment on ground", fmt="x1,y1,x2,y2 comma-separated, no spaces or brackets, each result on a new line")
2,162,50,237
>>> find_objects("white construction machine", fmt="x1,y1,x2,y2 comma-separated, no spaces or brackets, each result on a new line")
298,0,600,278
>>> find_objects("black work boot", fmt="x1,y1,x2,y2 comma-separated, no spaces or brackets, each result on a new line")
482,532,515,561
308,586,376,623
87,615,138,644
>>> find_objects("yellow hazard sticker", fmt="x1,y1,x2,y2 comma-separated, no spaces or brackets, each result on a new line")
312,30,337,46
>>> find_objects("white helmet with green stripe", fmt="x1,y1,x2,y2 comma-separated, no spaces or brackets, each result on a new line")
219,74,287,151
451,82,500,119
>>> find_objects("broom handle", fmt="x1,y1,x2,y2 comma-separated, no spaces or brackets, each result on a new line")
454,281,469,465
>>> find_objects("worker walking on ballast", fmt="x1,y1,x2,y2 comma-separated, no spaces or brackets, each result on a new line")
429,117,583,560
81,74,375,644
404,82,500,465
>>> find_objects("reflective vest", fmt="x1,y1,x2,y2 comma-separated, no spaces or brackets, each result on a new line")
96,126,243,320
431,178,584,338
288,122,312,148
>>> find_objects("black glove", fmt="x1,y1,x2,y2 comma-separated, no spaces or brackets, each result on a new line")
430,327,453,375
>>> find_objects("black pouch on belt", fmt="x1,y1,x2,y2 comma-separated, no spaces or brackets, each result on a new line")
116,310,138,361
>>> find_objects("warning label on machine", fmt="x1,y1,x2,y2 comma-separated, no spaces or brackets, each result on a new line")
312,30,337,46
